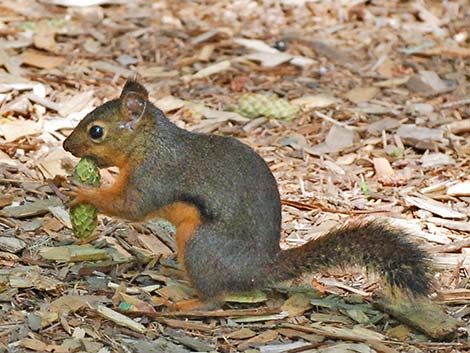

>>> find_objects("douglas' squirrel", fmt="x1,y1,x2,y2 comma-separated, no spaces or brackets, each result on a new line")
63,80,431,310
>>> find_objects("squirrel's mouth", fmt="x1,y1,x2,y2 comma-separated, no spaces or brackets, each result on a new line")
63,136,88,159
89,156,108,168
63,138,110,168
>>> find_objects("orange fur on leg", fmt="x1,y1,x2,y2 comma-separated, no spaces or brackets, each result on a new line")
146,202,202,267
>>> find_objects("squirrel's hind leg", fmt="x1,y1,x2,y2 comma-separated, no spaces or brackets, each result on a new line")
181,225,230,307
183,224,267,307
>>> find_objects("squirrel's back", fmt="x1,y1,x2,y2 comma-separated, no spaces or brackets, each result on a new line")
150,125,283,253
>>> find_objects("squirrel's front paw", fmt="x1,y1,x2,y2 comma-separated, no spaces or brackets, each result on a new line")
64,182,95,207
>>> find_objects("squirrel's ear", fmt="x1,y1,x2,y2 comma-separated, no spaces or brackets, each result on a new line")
120,79,149,99
120,80,148,124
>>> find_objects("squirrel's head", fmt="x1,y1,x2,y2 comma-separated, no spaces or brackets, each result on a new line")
63,80,150,168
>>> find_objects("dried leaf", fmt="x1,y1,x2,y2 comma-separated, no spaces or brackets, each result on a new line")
281,292,314,317
50,295,110,313
136,232,172,257
19,338,48,352
9,266,60,291
345,86,380,104
190,60,231,80
22,49,65,69
0,198,62,218
0,119,43,142
39,245,110,262
0,236,26,253
155,95,186,113
34,21,59,53
447,182,470,196
227,328,257,339
237,330,278,350
234,38,279,53
291,94,338,109
397,124,443,141
406,71,451,95
242,52,292,67
420,153,455,168
310,125,359,154
373,157,407,186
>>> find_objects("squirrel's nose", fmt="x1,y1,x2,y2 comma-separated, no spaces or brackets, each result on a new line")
63,136,72,152
63,135,78,154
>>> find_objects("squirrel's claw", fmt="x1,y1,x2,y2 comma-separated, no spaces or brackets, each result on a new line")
67,197,80,208
62,182,78,207
63,181,93,207
62,180,78,194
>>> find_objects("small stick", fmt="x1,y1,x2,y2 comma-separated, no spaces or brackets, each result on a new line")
135,307,280,318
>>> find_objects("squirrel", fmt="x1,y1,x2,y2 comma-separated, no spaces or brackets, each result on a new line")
63,80,432,310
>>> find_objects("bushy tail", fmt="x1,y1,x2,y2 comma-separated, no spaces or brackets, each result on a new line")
268,222,431,296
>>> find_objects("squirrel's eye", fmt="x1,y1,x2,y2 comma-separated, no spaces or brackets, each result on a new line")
89,125,104,140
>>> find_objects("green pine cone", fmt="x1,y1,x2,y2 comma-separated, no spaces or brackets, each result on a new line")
237,93,299,120
73,157,101,187
70,203,99,239
70,157,101,239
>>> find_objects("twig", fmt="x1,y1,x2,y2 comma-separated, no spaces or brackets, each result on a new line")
155,317,213,332
442,98,470,109
313,111,356,130
282,199,392,215
430,238,470,253
280,323,397,353
286,342,325,353
47,180,69,203
446,119,470,134
139,307,280,318
0,178,42,183
0,142,38,151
